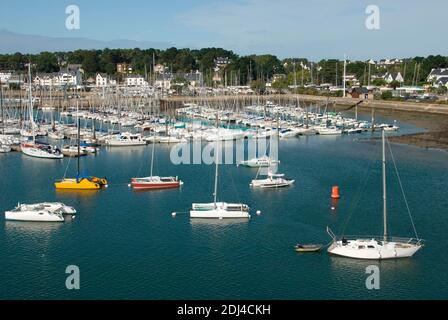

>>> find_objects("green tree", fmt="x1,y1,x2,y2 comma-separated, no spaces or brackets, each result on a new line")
36,52,59,73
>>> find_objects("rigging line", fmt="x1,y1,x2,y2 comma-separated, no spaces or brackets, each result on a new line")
341,142,379,236
63,154,72,179
386,137,420,240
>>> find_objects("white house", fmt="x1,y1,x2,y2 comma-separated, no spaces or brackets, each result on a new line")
125,74,147,87
427,68,448,84
383,72,404,83
0,71,12,83
155,73,173,90
435,77,448,88
96,73,116,87
34,72,82,87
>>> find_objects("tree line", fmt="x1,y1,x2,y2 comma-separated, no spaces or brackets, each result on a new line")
0,48,447,87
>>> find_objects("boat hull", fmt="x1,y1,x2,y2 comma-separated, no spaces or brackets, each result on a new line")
190,209,250,219
131,182,181,190
21,145,64,159
327,240,422,260
5,211,64,222
55,178,105,190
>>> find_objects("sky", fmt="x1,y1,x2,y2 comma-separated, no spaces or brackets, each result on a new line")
0,0,447,60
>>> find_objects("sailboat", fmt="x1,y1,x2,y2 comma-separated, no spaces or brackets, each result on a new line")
190,116,250,219
55,115,108,190
251,171,295,188
326,130,423,260
21,63,63,159
130,132,183,190
251,113,294,188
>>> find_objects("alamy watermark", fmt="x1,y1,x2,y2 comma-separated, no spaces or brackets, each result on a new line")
365,5,380,30
65,265,80,290
365,265,380,290
66,5,80,30
169,136,279,175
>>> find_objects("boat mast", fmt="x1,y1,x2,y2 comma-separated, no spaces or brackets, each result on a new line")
0,79,4,134
28,63,35,142
342,54,347,98
77,98,81,181
150,131,155,177
213,114,219,208
382,129,388,243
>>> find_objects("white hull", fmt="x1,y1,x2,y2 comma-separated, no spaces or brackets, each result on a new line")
5,210,64,222
107,140,147,146
251,178,295,188
328,239,422,260
190,202,250,219
0,145,12,153
190,209,250,219
21,145,63,159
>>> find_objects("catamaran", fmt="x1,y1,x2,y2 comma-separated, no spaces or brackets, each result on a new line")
130,132,183,190
326,130,423,260
190,118,250,219
4,202,76,222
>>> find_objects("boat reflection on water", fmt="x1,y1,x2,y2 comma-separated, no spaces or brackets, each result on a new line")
55,189,100,197
330,198,340,215
4,220,63,234
329,253,419,275
190,218,250,228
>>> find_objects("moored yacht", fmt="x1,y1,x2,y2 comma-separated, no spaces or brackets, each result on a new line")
240,156,279,168
327,130,423,260
4,202,75,222
251,172,295,188
106,132,147,146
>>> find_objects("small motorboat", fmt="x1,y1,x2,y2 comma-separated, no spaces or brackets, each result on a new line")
294,244,323,253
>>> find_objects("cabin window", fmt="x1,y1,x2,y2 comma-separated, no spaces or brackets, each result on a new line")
367,245,375,249
358,245,365,249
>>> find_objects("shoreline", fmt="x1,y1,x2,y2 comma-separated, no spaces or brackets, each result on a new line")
340,105,448,151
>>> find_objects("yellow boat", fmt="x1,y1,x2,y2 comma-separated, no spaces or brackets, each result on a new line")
54,117,108,190
55,176,108,190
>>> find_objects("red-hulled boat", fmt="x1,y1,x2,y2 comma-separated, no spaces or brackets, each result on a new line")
130,176,183,190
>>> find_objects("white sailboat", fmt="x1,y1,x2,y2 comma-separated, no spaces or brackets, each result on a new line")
21,63,63,159
327,130,423,260
190,117,250,219
250,114,294,188
130,132,183,190
251,172,295,188
240,155,279,168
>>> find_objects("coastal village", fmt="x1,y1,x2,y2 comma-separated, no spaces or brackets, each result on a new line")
1,51,448,102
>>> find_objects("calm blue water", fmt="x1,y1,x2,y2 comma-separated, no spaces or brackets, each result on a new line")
1,115,447,300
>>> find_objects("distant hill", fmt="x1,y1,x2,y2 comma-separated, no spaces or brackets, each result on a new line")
0,30,172,54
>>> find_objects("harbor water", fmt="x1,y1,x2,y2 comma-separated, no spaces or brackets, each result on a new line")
0,114,447,299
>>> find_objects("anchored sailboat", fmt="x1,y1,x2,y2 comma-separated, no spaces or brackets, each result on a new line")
55,114,108,190
190,115,250,219
251,113,294,188
327,130,423,260
130,132,183,190
21,63,63,159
